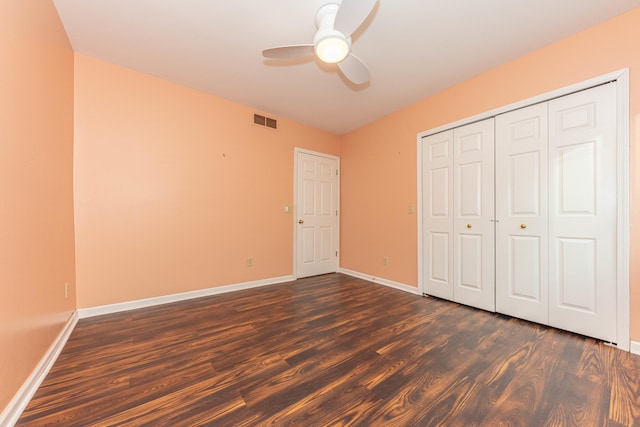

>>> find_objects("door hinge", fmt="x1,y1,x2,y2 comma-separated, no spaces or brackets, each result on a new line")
336,210,338,216
336,251,338,257
336,169,339,176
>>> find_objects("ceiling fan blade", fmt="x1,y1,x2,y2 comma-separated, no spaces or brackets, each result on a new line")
262,44,314,59
333,0,377,38
337,53,370,85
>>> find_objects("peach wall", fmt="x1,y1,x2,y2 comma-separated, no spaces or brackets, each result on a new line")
74,54,340,308
341,8,640,340
0,0,76,414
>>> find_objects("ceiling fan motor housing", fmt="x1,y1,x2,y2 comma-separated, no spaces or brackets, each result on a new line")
314,3,351,63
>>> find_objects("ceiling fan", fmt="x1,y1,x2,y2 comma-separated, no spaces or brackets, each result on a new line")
262,0,378,85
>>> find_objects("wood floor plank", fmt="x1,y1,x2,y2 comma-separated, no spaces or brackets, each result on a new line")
16,273,640,426
608,351,640,425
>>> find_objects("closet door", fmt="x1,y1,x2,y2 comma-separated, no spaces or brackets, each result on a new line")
495,103,549,324
453,119,495,311
422,130,455,300
548,83,617,343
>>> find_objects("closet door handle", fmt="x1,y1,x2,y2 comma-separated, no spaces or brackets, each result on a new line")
467,224,472,229
520,224,527,229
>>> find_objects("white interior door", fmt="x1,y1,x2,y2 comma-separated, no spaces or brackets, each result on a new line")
495,103,549,324
453,119,495,311
548,83,617,343
422,130,454,300
295,150,339,278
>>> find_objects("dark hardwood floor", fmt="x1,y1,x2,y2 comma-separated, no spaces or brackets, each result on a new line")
16,273,640,426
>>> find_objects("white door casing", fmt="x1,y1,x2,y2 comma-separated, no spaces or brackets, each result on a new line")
294,149,339,278
495,103,549,324
422,130,454,300
453,119,495,312
548,83,618,343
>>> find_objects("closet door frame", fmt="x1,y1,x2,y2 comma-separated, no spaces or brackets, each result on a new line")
417,68,630,351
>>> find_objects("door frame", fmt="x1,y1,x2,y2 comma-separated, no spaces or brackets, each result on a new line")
293,147,341,279
416,68,630,351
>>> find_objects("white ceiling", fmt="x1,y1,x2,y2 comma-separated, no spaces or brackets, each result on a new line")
53,0,640,135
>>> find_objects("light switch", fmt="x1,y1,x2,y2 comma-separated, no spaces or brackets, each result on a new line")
408,204,415,214
284,205,291,213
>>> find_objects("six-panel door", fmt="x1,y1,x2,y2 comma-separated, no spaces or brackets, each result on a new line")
548,83,617,343
495,103,549,324
296,151,339,278
453,119,495,312
422,130,454,300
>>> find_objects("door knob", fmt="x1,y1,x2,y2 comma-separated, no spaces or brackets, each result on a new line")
298,219,304,224
467,224,472,228
520,224,527,229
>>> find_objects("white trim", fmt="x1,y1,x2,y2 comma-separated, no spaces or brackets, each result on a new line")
416,69,630,351
0,312,78,427
416,133,424,295
615,70,630,352
630,341,640,356
78,275,295,318
339,268,420,295
417,68,627,140
293,147,340,279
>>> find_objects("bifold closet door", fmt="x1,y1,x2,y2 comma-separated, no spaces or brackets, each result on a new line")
422,119,495,311
548,83,617,343
422,82,619,343
453,119,495,311
495,103,549,324
422,130,454,300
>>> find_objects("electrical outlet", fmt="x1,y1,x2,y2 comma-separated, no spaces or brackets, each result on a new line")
383,257,389,266
408,204,415,214
247,257,253,267
64,283,69,300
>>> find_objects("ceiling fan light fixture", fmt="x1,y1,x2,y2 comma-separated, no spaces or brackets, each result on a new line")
316,35,349,63
262,0,376,84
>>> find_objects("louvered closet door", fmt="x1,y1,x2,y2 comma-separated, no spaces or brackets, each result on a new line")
453,119,495,311
548,83,617,343
422,130,454,300
495,103,549,324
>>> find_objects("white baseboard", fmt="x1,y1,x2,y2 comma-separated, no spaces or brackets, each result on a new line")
630,341,640,355
0,311,78,427
78,275,296,318
339,268,419,295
